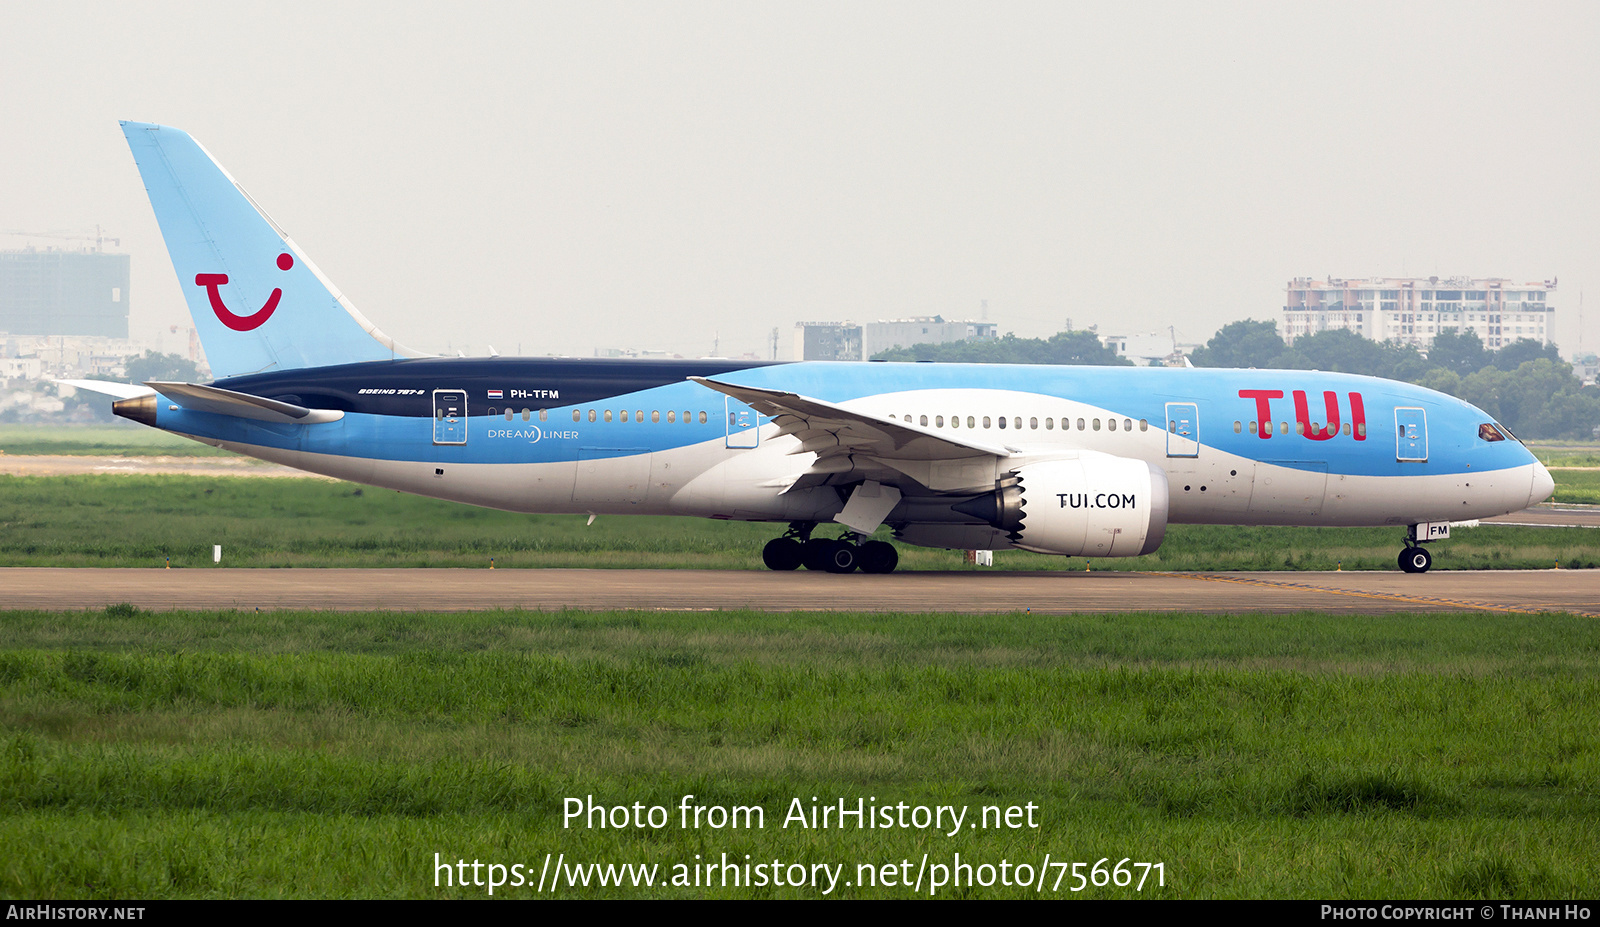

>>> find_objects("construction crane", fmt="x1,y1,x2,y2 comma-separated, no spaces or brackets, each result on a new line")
0,225,121,251
169,325,200,364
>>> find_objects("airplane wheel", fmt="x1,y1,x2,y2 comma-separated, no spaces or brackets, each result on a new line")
801,538,834,571
763,537,803,571
823,542,859,574
858,540,899,574
1398,546,1432,574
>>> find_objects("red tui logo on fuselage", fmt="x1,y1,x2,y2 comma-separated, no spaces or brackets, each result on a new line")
1239,389,1367,440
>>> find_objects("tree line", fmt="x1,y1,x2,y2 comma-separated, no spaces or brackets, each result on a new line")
872,330,1131,366
1191,321,1598,440
872,322,1598,439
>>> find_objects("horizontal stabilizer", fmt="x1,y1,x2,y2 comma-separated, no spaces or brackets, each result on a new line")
145,381,344,424
56,379,157,400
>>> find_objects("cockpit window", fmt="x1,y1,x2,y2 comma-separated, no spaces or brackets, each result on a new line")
1478,423,1506,443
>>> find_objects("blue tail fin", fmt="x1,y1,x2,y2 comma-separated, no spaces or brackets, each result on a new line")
121,121,423,379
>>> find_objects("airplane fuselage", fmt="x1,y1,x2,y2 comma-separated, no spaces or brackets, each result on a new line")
129,357,1550,542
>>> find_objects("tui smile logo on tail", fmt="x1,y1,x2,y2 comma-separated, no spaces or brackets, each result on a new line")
195,252,294,331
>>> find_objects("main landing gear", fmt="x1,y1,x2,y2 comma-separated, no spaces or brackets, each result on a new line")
762,522,899,574
1398,524,1434,574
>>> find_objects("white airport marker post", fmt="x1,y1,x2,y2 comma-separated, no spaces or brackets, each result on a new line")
213,545,221,564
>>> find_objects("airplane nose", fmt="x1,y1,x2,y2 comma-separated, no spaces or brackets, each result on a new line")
1529,461,1555,506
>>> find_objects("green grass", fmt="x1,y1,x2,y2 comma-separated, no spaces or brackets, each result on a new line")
0,473,1594,570
0,424,235,457
1529,442,1600,469
1,607,1596,898
1549,468,1600,505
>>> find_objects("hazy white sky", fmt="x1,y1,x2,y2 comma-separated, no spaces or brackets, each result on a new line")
3,1,1596,360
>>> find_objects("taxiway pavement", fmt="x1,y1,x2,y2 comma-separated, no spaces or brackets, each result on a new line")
2,567,1596,616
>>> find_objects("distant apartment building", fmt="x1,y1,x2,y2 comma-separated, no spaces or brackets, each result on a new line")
793,317,997,361
0,249,131,338
1282,276,1554,351
793,321,864,361
863,318,997,358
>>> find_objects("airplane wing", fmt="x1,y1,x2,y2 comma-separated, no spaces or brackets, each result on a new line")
691,376,1012,494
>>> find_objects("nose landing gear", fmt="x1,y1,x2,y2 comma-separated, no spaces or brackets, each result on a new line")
1398,524,1438,574
1398,545,1433,574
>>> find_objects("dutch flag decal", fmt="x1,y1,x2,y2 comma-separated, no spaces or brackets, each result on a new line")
487,389,503,399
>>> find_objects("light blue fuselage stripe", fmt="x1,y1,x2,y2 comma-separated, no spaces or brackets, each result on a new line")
155,362,1538,478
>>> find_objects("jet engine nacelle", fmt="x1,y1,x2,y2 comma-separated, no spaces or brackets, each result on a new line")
960,453,1169,557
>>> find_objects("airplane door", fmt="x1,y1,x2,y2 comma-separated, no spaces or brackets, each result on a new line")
725,397,760,449
1165,402,1199,458
1395,408,1428,461
433,390,467,445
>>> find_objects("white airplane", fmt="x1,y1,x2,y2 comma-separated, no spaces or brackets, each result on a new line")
80,122,1554,574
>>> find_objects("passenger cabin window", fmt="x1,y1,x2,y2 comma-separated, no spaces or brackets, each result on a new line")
699,412,707,424
572,410,580,422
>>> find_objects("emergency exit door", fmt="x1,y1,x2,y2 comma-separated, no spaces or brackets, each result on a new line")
1165,402,1199,457
1395,408,1427,461
725,397,760,449
433,390,467,445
